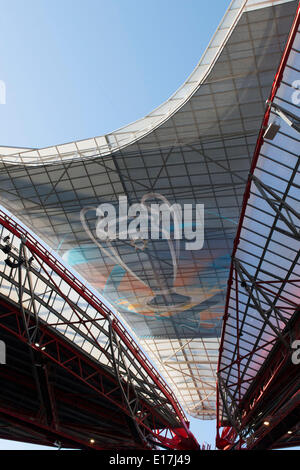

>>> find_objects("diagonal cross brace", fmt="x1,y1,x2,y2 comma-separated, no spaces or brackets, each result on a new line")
233,259,290,349
251,175,300,241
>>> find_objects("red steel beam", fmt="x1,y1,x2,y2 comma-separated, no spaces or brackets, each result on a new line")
0,294,198,449
0,404,99,450
0,208,197,447
0,369,139,448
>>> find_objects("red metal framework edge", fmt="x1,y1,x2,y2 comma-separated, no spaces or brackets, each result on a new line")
216,0,300,450
0,209,199,450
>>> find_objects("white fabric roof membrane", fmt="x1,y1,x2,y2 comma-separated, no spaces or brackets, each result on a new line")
0,0,298,419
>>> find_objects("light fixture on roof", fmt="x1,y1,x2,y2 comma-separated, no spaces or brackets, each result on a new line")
90,438,95,444
54,440,62,449
263,421,270,426
287,431,292,435
269,101,300,133
263,121,280,140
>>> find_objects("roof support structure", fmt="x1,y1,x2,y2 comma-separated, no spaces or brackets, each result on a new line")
0,210,199,450
217,1,300,449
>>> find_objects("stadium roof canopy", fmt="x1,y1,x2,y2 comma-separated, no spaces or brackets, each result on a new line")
0,0,298,419
217,3,300,449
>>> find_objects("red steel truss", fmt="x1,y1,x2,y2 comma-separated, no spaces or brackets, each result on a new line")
216,2,300,450
0,208,199,450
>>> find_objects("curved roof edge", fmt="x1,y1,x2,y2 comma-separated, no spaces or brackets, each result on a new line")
0,0,293,165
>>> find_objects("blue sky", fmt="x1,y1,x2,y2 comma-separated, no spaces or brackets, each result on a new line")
1,0,293,452
0,0,229,148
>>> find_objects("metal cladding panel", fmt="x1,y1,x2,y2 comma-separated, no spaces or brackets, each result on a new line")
0,0,298,418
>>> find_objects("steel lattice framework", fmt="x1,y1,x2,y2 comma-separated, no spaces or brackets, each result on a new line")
0,0,298,420
0,209,199,449
217,2,300,449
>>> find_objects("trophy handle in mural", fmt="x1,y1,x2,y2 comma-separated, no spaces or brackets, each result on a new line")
80,193,190,311
139,192,190,308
